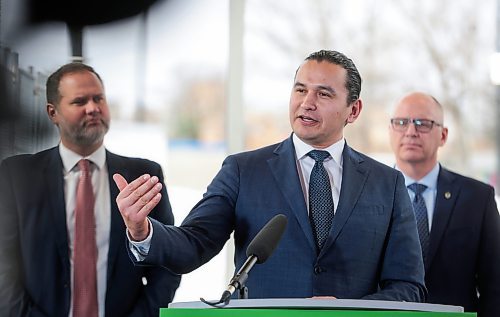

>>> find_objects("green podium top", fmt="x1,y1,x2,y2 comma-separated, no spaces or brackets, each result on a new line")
161,299,475,317
161,308,475,317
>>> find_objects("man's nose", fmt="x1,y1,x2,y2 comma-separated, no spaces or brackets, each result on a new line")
86,101,101,114
404,122,419,135
301,92,317,109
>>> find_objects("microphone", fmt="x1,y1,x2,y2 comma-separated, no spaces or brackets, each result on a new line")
201,213,288,307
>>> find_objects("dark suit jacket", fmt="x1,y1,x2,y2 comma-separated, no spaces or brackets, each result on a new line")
139,136,426,301
425,166,500,316
0,146,180,317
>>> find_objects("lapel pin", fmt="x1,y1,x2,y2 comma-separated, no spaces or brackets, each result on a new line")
444,192,451,199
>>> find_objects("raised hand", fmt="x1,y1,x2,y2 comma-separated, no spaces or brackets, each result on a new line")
113,173,163,241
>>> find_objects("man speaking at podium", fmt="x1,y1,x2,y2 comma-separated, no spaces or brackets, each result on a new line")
114,50,427,302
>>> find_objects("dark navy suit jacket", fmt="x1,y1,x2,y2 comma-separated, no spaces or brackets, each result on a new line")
425,167,500,316
0,146,180,317
140,136,426,301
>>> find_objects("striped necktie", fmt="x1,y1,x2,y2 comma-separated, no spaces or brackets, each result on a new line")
408,183,430,262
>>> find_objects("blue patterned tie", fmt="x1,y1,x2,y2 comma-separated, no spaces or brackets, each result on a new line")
307,150,334,252
408,183,430,262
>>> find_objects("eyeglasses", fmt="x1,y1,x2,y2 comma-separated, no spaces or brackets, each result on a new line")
390,118,442,133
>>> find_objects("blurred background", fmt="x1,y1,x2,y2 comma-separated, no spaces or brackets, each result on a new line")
1,0,499,303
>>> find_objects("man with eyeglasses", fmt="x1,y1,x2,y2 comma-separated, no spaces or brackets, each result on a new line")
389,91,500,316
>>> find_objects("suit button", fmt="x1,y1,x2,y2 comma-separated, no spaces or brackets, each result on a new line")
314,266,323,274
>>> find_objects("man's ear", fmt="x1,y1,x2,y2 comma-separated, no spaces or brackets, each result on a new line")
440,126,449,147
346,99,363,124
46,103,58,124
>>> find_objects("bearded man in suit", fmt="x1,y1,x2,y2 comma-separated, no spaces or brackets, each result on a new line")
0,62,180,317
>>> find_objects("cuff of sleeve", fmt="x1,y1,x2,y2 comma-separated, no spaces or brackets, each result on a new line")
127,218,153,261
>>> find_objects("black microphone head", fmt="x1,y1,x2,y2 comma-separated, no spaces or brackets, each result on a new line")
246,214,288,264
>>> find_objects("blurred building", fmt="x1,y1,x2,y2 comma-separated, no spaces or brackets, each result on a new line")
0,47,58,160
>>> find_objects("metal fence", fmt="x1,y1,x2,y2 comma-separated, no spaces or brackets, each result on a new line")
0,46,59,161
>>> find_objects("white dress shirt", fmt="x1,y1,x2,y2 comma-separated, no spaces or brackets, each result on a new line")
59,143,110,317
292,133,344,215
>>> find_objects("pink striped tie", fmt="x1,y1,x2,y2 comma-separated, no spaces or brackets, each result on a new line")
73,159,98,317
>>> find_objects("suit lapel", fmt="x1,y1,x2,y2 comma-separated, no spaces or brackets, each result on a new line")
427,167,459,270
321,144,368,255
267,137,316,252
105,151,127,281
45,148,71,267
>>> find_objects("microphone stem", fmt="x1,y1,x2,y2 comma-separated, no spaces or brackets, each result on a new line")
236,255,258,277
220,256,258,304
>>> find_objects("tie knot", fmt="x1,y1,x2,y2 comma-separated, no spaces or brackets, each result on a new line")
408,183,427,195
78,159,91,173
307,150,330,163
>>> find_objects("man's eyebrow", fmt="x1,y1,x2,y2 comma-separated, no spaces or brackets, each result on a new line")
293,82,336,95
316,85,336,95
68,95,91,103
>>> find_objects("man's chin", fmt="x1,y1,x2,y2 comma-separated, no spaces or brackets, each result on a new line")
401,155,425,164
295,133,319,145
74,132,107,147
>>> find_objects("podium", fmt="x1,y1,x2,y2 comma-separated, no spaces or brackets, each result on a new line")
162,299,475,317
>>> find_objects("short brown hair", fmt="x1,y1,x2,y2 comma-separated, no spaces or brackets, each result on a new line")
46,62,103,106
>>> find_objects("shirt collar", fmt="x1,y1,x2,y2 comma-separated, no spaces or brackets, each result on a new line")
59,142,106,172
292,133,345,166
397,162,440,190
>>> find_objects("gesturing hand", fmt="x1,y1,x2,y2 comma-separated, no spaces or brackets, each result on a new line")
113,173,163,241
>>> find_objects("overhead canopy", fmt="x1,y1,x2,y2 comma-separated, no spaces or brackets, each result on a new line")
27,0,160,26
